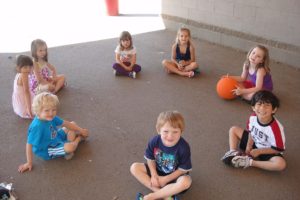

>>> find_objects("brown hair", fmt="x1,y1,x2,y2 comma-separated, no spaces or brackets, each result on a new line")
119,31,133,51
15,55,33,72
31,39,48,62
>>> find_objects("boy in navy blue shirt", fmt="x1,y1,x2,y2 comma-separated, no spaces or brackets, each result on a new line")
130,111,192,200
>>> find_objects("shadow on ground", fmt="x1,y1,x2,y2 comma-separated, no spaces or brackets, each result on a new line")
0,30,299,200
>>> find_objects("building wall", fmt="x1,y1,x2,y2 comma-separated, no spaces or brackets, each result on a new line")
161,0,300,68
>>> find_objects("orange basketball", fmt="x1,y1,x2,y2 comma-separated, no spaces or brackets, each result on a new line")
216,77,238,100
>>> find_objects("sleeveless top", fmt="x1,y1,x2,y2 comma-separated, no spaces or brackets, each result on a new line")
29,62,51,94
12,73,33,118
247,70,273,91
175,44,191,61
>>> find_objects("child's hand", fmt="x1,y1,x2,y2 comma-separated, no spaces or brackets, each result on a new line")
150,175,160,188
249,149,260,158
178,65,184,71
18,162,32,173
179,60,186,66
177,62,184,71
48,84,55,93
125,66,133,72
48,76,54,82
232,87,243,96
245,146,252,155
80,128,89,138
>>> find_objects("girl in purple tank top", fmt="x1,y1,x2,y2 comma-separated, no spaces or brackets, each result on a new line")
228,45,273,101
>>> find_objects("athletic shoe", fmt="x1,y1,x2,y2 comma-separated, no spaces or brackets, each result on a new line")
221,150,240,165
113,69,117,76
136,192,144,200
194,67,201,75
231,155,252,169
129,71,136,79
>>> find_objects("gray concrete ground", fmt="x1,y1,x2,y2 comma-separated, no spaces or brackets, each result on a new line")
1,30,300,200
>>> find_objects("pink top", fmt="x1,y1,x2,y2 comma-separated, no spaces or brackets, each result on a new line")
12,73,33,119
29,62,51,94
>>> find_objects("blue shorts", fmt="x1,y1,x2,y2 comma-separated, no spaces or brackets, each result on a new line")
47,129,68,159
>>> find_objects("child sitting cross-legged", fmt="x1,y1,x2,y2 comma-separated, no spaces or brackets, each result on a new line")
221,90,286,171
130,111,192,200
18,92,89,173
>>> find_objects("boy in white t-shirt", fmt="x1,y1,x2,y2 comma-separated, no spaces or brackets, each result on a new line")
221,90,286,171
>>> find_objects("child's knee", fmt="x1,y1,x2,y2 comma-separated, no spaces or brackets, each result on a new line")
229,126,242,136
275,157,287,171
130,162,143,175
191,62,198,69
278,161,286,171
130,162,138,174
229,126,237,136
64,142,77,153
178,175,192,190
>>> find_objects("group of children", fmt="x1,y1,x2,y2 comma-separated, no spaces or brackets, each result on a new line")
12,39,66,119
11,28,286,200
12,39,89,172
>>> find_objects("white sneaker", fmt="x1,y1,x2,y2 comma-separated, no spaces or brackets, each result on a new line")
113,69,117,76
221,150,240,165
231,156,252,169
129,71,136,79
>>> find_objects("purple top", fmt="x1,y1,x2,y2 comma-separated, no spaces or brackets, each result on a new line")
247,70,273,91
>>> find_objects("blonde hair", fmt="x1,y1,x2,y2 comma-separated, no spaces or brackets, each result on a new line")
176,27,191,46
245,45,270,73
32,92,59,115
31,39,48,62
156,111,185,133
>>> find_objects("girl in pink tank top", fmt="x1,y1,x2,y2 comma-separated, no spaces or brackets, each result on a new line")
30,39,66,94
12,55,34,119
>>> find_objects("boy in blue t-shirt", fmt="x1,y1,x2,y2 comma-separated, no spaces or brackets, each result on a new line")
130,111,192,200
18,92,89,173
